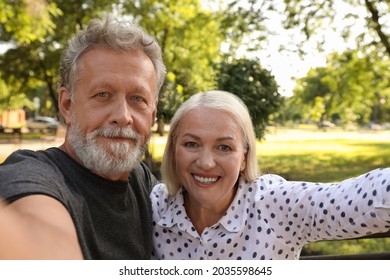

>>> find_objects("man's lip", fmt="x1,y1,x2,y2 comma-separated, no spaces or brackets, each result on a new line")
111,137,128,140
101,136,131,142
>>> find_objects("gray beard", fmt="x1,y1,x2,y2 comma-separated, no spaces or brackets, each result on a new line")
67,120,145,177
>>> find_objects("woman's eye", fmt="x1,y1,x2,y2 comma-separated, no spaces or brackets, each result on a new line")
184,141,198,148
217,144,232,151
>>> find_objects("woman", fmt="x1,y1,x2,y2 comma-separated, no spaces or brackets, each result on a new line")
150,90,390,260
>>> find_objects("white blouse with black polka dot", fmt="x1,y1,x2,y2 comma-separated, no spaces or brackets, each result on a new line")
150,168,390,260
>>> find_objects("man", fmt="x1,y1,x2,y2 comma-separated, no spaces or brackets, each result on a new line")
0,15,166,259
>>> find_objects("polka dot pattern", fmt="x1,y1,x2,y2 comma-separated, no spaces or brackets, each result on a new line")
150,168,390,259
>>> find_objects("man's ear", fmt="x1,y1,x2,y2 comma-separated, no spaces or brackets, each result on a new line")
151,100,158,126
58,87,73,125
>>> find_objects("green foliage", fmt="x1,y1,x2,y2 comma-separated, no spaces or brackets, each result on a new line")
216,58,282,140
310,96,325,123
290,50,390,126
282,0,390,58
0,0,121,117
122,0,272,127
0,0,62,44
216,0,271,52
122,0,223,123
1,0,270,125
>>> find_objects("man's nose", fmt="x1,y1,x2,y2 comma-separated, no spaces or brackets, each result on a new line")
110,99,134,126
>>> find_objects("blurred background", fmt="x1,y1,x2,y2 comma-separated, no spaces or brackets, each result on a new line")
0,0,389,258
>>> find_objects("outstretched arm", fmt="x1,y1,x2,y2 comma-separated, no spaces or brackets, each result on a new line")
0,195,83,259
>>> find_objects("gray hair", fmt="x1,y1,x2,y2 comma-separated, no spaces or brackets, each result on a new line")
58,15,166,98
161,90,260,196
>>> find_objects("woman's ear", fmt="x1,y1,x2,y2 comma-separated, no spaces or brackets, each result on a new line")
240,153,247,172
58,87,73,125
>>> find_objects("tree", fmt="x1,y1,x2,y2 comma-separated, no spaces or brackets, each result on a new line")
0,0,118,116
215,58,282,140
0,0,61,113
121,0,275,134
0,0,61,44
282,0,390,58
121,0,223,133
292,49,390,126
1,0,272,124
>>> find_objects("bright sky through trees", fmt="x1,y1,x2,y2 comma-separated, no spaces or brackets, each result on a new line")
235,1,369,97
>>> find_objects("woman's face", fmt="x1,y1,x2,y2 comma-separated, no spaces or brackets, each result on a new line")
174,107,247,212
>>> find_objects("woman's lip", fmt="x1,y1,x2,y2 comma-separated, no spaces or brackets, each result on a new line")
192,174,220,185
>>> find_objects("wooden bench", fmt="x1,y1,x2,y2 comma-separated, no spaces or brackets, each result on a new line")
300,231,390,260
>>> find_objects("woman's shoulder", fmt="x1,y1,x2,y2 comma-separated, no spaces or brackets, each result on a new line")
254,173,288,189
150,183,170,201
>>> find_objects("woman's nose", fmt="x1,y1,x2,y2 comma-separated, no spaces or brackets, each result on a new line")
196,149,216,170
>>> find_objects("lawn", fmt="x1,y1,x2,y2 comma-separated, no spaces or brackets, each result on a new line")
257,139,390,182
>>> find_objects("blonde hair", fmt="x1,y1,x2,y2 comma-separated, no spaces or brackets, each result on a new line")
161,90,259,196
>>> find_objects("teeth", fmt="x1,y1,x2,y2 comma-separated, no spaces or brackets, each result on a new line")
194,175,218,184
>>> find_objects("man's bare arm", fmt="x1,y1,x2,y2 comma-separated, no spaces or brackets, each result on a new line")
0,195,83,259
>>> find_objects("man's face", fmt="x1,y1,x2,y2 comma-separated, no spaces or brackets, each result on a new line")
61,47,157,181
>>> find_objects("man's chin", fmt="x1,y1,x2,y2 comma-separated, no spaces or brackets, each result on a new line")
92,169,131,181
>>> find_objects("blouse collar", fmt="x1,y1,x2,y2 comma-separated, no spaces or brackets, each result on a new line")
156,178,249,237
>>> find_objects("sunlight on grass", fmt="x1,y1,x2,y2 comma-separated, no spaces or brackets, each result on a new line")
257,139,390,182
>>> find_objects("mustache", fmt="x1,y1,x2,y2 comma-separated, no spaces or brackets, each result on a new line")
89,126,140,141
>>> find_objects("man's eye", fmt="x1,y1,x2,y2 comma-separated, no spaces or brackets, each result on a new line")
130,95,144,102
128,95,150,110
96,92,108,97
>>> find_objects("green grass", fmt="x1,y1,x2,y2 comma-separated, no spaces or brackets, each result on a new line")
257,139,390,182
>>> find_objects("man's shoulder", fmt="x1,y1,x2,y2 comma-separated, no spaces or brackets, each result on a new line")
128,161,159,191
2,148,56,167
0,148,69,203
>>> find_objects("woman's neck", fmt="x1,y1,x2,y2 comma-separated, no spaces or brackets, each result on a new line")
183,186,237,235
